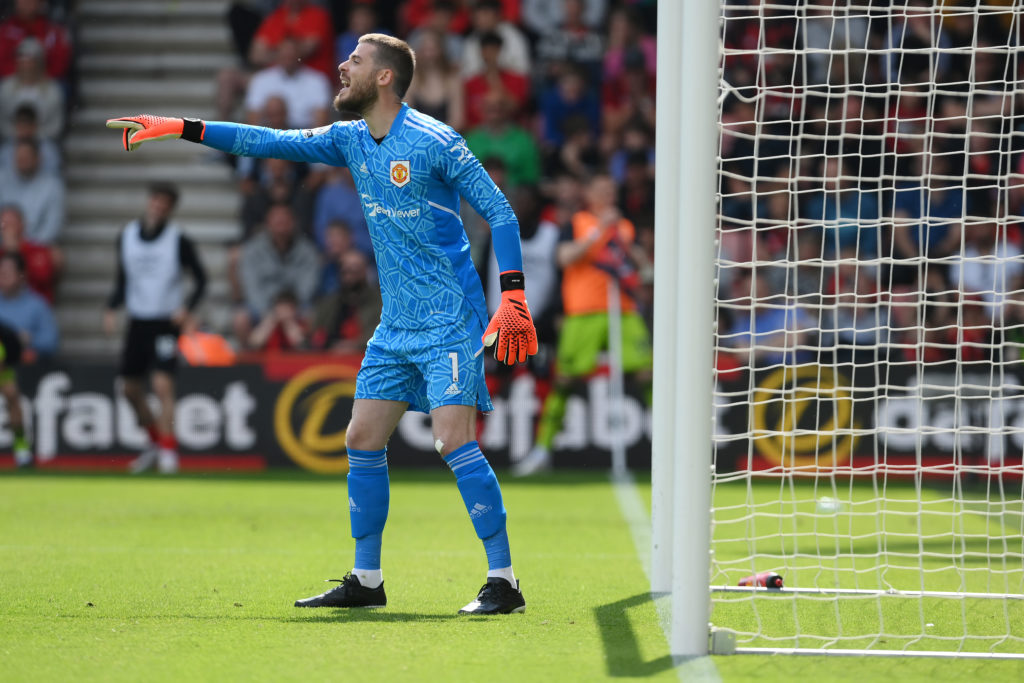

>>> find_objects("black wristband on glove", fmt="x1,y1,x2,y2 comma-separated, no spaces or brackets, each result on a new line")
181,118,205,143
499,271,526,291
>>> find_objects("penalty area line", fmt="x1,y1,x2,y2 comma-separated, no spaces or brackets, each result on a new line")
610,469,722,682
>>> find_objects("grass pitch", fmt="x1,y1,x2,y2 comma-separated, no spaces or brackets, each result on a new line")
2,470,1023,682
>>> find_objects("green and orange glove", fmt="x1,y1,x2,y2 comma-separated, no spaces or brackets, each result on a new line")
483,271,538,365
105,115,205,151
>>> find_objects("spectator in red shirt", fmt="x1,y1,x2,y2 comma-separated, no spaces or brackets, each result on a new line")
401,0,520,36
0,203,60,302
0,0,72,82
216,0,334,122
247,288,310,351
249,0,335,79
463,31,529,129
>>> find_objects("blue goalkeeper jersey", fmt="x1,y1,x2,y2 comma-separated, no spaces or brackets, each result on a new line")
201,105,523,345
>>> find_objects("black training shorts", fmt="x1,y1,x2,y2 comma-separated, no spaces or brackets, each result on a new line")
120,318,179,377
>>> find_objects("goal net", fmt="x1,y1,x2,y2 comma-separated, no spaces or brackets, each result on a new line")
711,0,1024,656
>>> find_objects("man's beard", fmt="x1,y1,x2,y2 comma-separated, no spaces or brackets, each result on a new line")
333,78,379,117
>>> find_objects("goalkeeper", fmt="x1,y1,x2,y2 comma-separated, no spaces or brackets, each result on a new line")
107,34,537,615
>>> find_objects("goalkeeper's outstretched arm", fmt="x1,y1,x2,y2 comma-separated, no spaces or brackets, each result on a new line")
105,115,346,166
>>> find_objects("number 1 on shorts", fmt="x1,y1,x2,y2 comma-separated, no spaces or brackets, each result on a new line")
448,351,459,382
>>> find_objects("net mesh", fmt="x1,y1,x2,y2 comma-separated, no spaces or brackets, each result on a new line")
711,0,1024,653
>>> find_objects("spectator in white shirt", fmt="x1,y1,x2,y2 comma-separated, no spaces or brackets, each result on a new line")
0,38,64,141
244,37,331,130
0,139,63,245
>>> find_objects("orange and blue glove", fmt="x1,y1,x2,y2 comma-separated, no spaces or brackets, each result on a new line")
483,271,538,365
105,115,205,151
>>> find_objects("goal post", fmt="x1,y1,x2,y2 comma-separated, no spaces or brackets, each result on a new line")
654,0,1024,660
651,0,720,657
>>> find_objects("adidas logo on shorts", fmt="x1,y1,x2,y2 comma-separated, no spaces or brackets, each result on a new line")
444,382,461,396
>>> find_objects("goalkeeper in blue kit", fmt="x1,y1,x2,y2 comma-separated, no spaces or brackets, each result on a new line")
107,33,538,615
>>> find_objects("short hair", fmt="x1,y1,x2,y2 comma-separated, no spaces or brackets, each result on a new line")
479,31,503,49
148,182,179,207
358,33,416,99
13,104,38,124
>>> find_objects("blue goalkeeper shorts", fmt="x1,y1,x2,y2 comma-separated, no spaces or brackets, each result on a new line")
355,322,492,414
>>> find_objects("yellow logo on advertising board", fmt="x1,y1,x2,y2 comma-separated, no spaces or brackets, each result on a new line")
751,365,860,469
274,366,356,473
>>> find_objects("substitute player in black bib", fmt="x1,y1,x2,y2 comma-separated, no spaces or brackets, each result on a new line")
103,183,206,474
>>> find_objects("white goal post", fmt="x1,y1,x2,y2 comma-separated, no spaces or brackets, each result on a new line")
653,0,1024,659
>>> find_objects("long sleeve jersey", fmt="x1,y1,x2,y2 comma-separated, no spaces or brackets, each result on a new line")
199,104,523,344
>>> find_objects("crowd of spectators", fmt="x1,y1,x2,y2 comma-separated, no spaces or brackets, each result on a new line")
715,1,1024,372
0,0,71,359
219,0,659,359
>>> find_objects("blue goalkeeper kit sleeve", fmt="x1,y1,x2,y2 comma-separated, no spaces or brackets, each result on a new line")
202,106,522,345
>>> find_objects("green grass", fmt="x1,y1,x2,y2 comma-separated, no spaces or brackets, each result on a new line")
2,470,1023,682
710,479,1024,655
0,470,675,682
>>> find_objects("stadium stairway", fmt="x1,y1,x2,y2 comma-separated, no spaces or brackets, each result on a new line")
60,0,239,358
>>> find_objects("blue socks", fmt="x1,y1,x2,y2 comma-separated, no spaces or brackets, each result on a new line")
444,441,512,569
347,448,389,571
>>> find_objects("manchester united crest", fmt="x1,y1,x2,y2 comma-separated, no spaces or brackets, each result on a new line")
390,160,411,187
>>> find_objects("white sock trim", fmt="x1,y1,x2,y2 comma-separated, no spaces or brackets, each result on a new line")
352,568,383,589
487,566,516,588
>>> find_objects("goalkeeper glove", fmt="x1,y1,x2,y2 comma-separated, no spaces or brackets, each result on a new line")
105,115,205,151
483,271,538,365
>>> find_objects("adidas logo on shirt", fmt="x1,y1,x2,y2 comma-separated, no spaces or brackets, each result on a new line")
444,382,461,396
469,502,492,519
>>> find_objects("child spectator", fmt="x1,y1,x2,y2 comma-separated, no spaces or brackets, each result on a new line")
247,288,309,351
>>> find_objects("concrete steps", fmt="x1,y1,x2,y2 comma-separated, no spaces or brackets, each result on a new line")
58,0,239,359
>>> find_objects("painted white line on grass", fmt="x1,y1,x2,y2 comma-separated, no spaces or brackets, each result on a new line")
610,470,722,683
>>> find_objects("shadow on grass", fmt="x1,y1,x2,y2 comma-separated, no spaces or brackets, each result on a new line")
285,610,461,624
594,592,674,677
54,610,460,624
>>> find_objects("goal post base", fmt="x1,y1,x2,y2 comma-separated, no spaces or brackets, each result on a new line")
731,648,1024,661
709,627,738,655
712,586,1024,601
